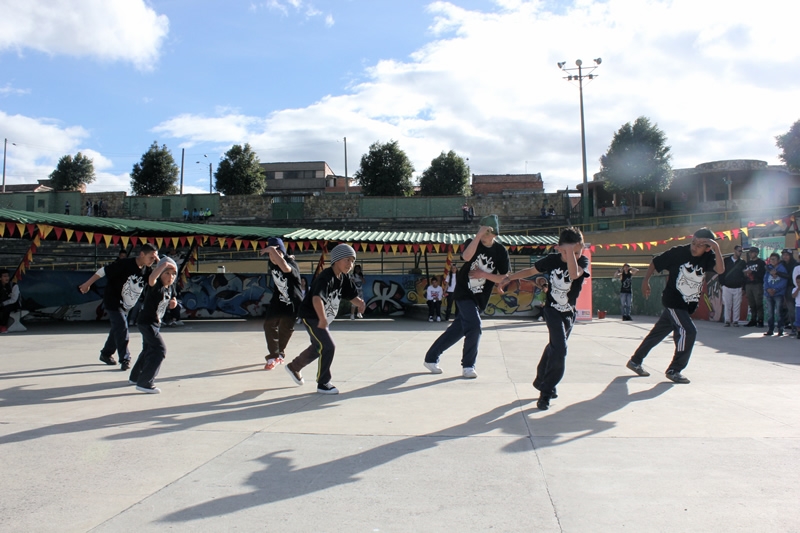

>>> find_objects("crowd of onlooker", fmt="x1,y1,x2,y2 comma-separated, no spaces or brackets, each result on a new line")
183,207,213,222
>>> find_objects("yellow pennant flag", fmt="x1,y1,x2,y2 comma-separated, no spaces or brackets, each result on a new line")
723,230,732,240
65,228,74,241
638,242,644,250
391,244,398,254
16,223,25,236
434,243,441,253
251,240,258,251
171,237,179,248
37,224,53,238
219,238,226,249
0,224,4,237
155,237,163,249
33,234,41,246
311,241,318,251
85,232,94,243
120,235,129,248
741,227,749,237
103,234,113,247
234,239,242,251
187,236,195,246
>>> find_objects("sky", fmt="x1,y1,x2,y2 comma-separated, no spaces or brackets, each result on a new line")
1,0,798,196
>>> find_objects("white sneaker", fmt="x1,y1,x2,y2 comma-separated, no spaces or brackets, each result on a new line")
423,361,443,374
462,367,478,379
357,313,363,318
135,385,161,394
172,320,184,326
428,317,434,322
350,315,355,320
435,316,441,322
317,382,339,395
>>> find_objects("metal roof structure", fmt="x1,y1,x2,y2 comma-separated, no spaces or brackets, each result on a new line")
0,208,557,247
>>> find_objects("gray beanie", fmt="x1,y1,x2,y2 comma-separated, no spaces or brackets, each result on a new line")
330,243,356,266
158,257,178,272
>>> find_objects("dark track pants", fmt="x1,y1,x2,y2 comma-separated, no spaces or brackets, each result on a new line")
263,313,296,358
288,318,336,386
424,300,482,368
631,307,697,373
534,306,574,395
100,308,131,363
130,323,166,388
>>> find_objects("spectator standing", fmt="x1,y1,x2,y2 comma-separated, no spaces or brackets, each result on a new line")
462,203,469,223
350,264,365,319
614,263,639,321
763,253,788,337
260,238,303,370
86,199,93,216
183,208,189,221
65,201,70,215
426,277,443,322
468,205,475,221
625,228,724,384
548,206,556,217
792,274,800,339
443,265,458,321
422,215,509,379
780,250,797,331
78,244,159,371
743,247,766,327
0,269,21,334
719,245,746,327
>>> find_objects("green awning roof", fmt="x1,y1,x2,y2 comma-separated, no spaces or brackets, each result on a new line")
0,208,557,246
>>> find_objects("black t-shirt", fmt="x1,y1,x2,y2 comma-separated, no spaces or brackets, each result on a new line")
619,271,633,294
138,278,175,326
534,253,590,313
298,267,358,322
453,238,510,311
102,257,150,311
653,244,717,313
266,259,303,317
743,259,765,285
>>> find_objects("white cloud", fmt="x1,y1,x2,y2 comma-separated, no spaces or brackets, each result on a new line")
253,0,334,25
0,83,30,97
150,0,799,192
0,0,169,70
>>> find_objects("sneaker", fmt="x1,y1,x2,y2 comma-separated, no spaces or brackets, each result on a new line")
776,331,784,337
665,370,690,384
135,385,161,394
757,322,764,328
350,315,355,320
744,321,756,327
172,320,184,327
120,360,131,371
285,364,304,385
99,354,117,365
462,366,478,379
436,316,441,322
264,358,279,370
626,359,650,377
763,331,773,337
423,361,443,374
724,322,731,327
428,317,433,322
128,379,137,385
733,322,740,327
537,395,551,410
357,313,363,319
317,382,339,395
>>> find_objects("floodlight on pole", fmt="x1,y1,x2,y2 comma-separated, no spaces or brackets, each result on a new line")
196,154,212,193
2,138,17,194
558,57,602,224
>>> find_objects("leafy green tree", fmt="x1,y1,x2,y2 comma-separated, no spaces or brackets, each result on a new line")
598,117,673,214
214,143,265,195
130,141,179,196
49,152,95,191
776,119,800,172
355,140,415,197
419,150,471,196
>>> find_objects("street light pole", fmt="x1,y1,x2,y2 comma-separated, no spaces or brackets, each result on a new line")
2,138,13,194
558,58,602,225
197,154,212,193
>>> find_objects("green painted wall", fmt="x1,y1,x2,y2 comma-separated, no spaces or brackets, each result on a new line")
359,196,465,218
592,276,667,317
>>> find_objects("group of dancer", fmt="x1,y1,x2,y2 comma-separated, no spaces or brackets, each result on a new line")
79,215,725,408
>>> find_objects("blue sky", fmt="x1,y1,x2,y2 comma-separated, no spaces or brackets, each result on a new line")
1,0,798,195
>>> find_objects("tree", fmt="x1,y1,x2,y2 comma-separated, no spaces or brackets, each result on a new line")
130,141,179,196
776,119,800,172
419,150,471,196
49,152,95,191
355,140,415,197
598,116,673,213
214,143,265,195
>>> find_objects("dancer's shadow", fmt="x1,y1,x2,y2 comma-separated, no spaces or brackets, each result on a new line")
523,375,672,449
159,398,535,523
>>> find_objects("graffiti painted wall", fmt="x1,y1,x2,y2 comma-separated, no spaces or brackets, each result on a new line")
18,270,734,322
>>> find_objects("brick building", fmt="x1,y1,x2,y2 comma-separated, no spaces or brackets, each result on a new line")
471,173,545,196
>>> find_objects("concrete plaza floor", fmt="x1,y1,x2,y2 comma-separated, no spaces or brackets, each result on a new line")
1,315,798,532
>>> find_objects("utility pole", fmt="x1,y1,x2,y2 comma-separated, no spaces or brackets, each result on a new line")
180,148,185,195
344,137,348,195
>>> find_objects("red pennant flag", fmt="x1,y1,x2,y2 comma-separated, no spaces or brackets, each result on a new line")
54,227,64,240
180,236,188,247
94,233,103,244
26,224,35,236
412,244,420,253
589,245,596,253
75,231,84,242
732,229,740,239
130,236,139,246
5,222,15,236
225,238,234,248
243,240,250,249
259,240,266,249
112,235,120,245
